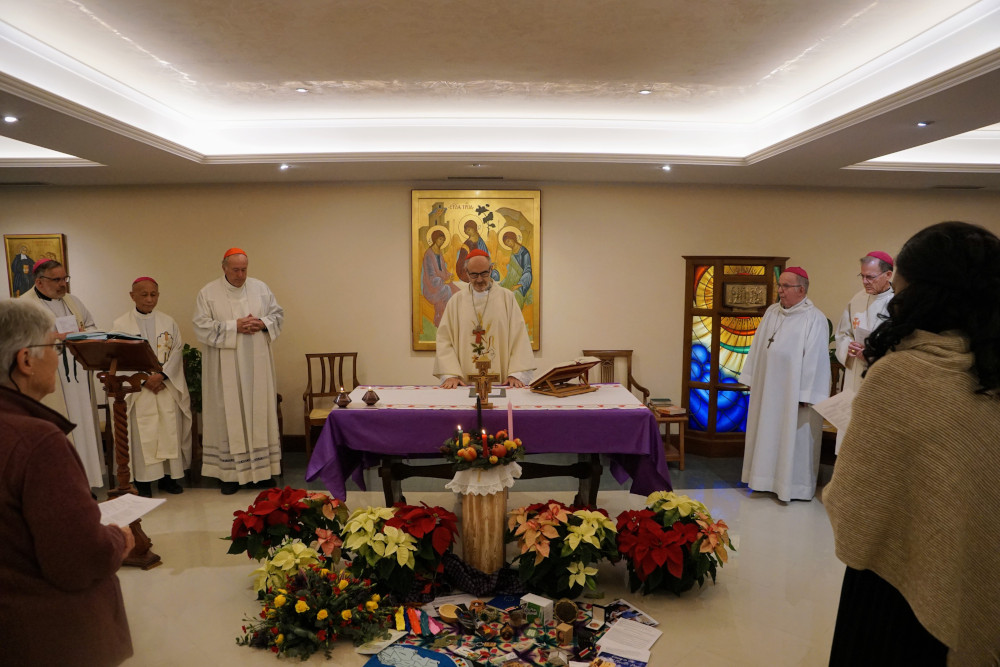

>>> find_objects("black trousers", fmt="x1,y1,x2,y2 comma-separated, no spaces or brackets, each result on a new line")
829,566,948,666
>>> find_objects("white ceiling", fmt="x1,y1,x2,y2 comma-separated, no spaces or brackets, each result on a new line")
1,0,999,189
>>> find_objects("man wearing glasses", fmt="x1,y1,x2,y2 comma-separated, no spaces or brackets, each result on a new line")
19,259,105,488
741,267,831,502
833,251,894,453
435,249,535,389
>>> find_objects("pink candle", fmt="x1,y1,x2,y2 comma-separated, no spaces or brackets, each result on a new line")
507,400,514,440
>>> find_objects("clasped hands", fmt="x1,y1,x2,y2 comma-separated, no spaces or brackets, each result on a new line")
440,376,525,389
237,315,265,335
143,372,166,394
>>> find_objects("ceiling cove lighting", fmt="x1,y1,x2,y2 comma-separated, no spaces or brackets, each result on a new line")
661,165,672,171
916,121,934,127
638,89,652,95
279,163,290,171
295,88,309,93
3,116,18,123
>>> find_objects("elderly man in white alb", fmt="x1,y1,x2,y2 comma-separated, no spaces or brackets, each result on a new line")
112,277,192,497
19,258,105,488
434,249,535,388
740,266,831,502
194,248,284,495
832,251,894,453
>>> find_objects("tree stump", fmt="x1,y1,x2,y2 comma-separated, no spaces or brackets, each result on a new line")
461,489,507,574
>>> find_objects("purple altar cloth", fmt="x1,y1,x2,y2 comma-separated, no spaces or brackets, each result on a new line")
305,402,672,500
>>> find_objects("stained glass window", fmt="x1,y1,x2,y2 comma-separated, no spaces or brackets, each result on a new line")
716,388,749,432
687,264,764,434
693,265,713,309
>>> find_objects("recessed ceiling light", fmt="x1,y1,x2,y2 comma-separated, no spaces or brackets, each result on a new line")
661,165,672,172
470,163,484,168
295,88,309,93
3,115,18,123
279,163,290,171
916,120,934,127
638,89,652,95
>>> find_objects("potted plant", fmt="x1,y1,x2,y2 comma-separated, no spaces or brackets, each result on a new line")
616,491,734,595
507,499,619,599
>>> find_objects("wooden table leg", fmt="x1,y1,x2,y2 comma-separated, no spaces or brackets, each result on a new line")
378,457,404,506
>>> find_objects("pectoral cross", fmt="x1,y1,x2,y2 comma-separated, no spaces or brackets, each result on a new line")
473,324,485,344
767,335,775,348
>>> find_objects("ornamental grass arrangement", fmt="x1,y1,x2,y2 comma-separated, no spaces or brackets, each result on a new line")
226,486,349,562
616,491,735,596
440,428,525,470
506,500,619,599
238,564,393,659
342,502,459,601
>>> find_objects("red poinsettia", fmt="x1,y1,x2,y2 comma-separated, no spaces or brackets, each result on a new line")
616,492,735,595
226,487,348,561
385,502,459,558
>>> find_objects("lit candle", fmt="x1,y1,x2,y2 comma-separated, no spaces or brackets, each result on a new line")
456,425,462,443
482,429,488,457
507,400,514,440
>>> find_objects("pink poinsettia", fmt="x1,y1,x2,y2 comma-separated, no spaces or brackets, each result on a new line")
314,528,343,557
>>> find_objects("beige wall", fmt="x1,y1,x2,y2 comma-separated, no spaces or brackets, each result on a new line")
3,181,999,434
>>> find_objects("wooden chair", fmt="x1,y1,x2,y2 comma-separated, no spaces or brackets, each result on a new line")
303,353,360,462
583,349,685,469
581,349,650,405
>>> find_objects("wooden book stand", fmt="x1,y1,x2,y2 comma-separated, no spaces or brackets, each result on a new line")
529,358,601,397
65,337,163,570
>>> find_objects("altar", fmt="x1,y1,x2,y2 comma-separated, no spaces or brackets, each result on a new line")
305,383,671,505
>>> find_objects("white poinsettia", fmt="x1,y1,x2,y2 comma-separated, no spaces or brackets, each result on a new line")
566,561,598,589
342,507,396,551
370,525,417,568
249,541,320,592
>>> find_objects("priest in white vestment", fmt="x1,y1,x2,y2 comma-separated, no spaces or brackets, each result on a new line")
193,248,284,495
19,259,105,488
741,267,831,501
112,277,192,497
435,250,535,388
833,251,894,453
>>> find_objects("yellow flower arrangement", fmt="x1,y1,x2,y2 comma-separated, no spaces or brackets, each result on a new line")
239,565,393,659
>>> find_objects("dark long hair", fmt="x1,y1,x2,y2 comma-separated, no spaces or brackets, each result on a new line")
864,221,1000,394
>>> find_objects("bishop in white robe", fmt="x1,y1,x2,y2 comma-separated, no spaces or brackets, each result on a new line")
833,251,894,452
112,277,192,495
434,250,535,388
193,248,283,493
19,259,105,488
741,268,831,501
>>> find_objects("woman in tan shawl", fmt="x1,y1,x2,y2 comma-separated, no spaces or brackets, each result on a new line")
824,221,1000,665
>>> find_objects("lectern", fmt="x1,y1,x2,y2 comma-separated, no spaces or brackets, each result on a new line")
65,337,163,569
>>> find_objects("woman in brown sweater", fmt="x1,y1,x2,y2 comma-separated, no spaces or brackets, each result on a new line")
825,221,1000,665
0,300,134,666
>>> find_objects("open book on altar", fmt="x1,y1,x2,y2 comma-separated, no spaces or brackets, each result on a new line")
529,356,601,397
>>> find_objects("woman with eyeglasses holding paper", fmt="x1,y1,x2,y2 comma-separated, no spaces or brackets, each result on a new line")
0,300,134,666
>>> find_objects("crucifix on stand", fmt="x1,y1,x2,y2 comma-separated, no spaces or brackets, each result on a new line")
472,357,500,409
65,337,163,570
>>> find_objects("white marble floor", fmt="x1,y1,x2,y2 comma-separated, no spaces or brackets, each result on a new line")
115,455,843,666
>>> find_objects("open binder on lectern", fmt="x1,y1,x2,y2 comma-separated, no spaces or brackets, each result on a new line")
529,356,601,397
